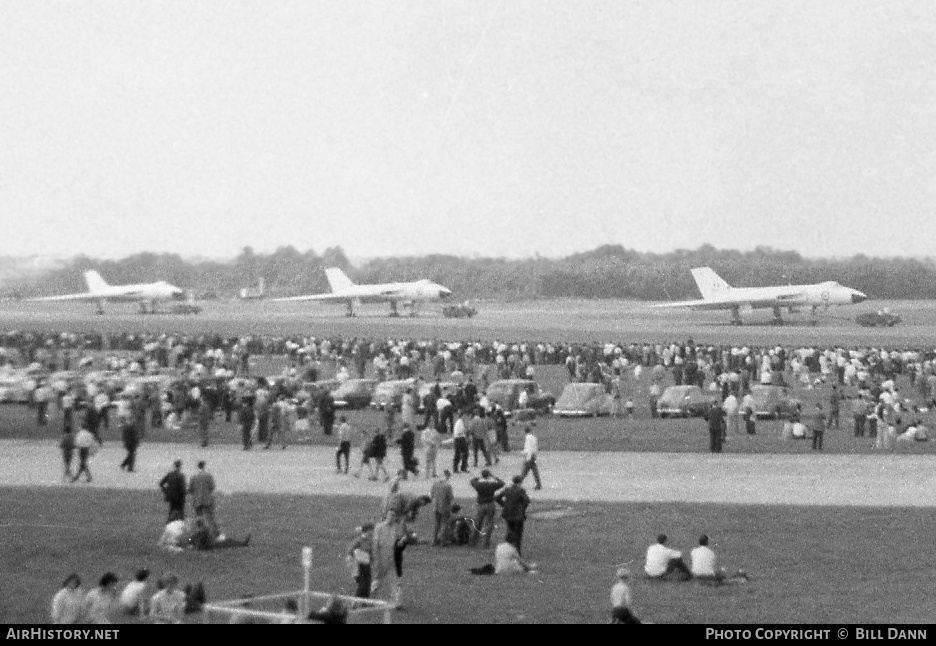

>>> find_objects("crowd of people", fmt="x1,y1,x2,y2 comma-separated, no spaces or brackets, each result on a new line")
23,327,936,623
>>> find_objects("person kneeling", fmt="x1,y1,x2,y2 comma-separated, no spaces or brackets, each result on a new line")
644,534,691,581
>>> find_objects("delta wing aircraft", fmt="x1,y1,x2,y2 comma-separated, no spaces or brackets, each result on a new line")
274,268,452,317
31,270,185,314
654,267,868,325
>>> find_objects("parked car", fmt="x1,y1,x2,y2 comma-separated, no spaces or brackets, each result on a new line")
856,311,901,327
331,379,377,409
553,382,615,417
301,379,341,403
371,378,416,411
749,385,801,420
0,370,34,403
657,385,717,418
485,379,555,416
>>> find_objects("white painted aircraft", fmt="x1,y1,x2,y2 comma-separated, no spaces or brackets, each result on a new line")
274,267,452,317
653,267,868,325
31,270,185,314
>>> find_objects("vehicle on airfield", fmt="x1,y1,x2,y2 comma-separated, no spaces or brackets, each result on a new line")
371,378,416,411
485,379,555,416
552,382,615,417
653,267,868,325
442,302,477,318
749,384,801,420
856,310,902,327
273,267,452,317
331,378,378,409
302,379,341,403
656,385,718,418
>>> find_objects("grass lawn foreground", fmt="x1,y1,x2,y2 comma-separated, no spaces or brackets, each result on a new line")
1,486,934,624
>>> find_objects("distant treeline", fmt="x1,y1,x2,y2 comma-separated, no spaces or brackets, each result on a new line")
7,244,936,300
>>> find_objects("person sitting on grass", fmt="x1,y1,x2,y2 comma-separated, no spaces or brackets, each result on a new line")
307,595,349,624
643,534,692,581
494,541,538,575
610,568,641,624
149,574,186,624
158,517,249,552
689,535,749,585
118,568,151,616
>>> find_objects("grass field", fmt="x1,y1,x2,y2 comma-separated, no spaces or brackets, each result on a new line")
2,486,934,624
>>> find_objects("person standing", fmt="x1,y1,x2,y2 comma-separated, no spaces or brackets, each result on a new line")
707,402,726,453
197,396,212,448
610,568,641,624
430,470,454,546
470,409,492,468
158,460,186,522
60,428,75,482
149,574,186,624
51,574,84,624
495,475,530,554
319,391,336,436
238,392,255,450
72,425,96,483
469,469,505,549
371,511,407,608
828,385,842,430
492,404,509,452
722,392,740,440
336,416,352,474
188,460,217,536
119,403,139,472
452,412,469,473
421,424,440,479
810,403,828,451
519,426,542,490
348,523,375,598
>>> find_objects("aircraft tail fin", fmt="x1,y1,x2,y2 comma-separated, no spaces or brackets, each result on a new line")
83,270,108,293
324,267,355,293
691,267,732,300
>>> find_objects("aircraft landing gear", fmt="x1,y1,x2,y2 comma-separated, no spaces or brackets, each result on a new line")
388,301,400,317
771,306,785,325
730,306,743,326
808,305,819,326
346,301,356,317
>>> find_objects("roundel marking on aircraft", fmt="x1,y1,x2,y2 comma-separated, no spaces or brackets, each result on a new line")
821,291,830,302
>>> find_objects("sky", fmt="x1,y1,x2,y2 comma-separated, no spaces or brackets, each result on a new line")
1,0,934,261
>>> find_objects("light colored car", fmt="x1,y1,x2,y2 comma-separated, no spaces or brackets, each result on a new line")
553,382,615,417
0,370,34,403
657,385,717,418
485,379,555,416
371,379,416,411
749,385,801,420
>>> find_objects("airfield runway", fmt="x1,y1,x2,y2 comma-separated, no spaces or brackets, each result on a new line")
2,439,934,508
1,298,935,346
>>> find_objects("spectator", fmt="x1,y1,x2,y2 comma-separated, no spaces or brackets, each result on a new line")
495,475,530,554
644,534,691,581
118,569,151,616
469,469,505,549
610,568,641,624
51,574,83,624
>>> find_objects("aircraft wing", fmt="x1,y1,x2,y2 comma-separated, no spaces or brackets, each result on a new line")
272,293,351,303
652,291,807,311
30,292,97,302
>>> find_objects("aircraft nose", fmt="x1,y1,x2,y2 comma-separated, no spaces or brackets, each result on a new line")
440,288,452,299
851,292,868,304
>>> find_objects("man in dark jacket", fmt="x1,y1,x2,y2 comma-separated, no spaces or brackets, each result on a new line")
158,460,186,522
468,469,505,549
397,424,418,477
119,408,139,472
495,475,530,554
707,403,726,453
319,392,336,436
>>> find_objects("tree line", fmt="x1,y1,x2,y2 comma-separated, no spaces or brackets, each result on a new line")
6,244,936,300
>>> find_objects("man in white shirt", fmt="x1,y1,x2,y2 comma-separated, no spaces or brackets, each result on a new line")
689,534,748,585
519,426,542,490
644,534,691,580
452,412,469,473
149,574,186,624
51,574,84,624
118,568,151,615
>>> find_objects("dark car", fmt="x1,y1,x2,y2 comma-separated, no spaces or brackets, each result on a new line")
856,311,901,327
657,385,717,418
553,382,615,417
442,303,477,318
749,384,801,420
485,379,555,416
371,379,416,411
331,379,377,409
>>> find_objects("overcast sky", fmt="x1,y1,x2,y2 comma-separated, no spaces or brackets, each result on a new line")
1,0,933,261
